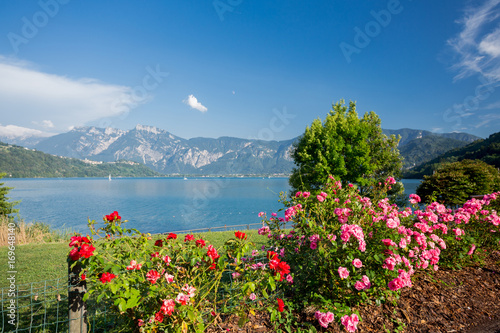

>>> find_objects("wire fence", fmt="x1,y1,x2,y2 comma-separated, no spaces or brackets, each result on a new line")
0,223,273,332
0,277,117,333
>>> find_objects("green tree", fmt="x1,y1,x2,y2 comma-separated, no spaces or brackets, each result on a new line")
0,172,19,216
289,99,403,197
416,159,500,207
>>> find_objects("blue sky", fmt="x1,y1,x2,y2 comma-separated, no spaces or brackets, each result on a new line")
0,0,499,142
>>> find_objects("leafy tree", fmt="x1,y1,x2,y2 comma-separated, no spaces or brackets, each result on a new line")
0,172,19,216
416,159,500,207
289,99,403,197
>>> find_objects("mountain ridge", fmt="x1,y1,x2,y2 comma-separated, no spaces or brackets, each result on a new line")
0,125,482,176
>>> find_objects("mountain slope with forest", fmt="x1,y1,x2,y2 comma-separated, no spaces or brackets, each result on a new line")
403,131,500,178
0,142,163,178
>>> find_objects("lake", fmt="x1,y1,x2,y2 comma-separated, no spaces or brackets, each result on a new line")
4,177,422,234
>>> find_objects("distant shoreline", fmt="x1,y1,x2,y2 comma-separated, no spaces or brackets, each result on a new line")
5,174,292,180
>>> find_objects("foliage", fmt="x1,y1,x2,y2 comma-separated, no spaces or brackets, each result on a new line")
404,131,500,178
416,159,500,206
0,142,162,178
71,214,288,333
289,99,403,198
260,176,500,330
0,172,19,216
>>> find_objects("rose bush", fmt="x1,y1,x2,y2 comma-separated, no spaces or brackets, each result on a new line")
259,176,500,331
69,215,289,332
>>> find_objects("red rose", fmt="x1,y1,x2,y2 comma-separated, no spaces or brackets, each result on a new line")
206,245,220,261
166,233,177,240
69,247,80,261
69,236,82,248
105,211,121,222
154,239,163,247
79,243,96,258
99,272,116,283
155,311,164,323
184,234,195,242
234,231,247,240
146,270,161,284
196,239,206,248
267,251,278,260
277,298,285,312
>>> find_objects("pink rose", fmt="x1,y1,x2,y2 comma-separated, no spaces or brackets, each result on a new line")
352,258,362,268
338,266,349,279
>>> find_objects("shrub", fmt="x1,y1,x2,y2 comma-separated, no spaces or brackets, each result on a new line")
260,176,500,330
70,213,289,332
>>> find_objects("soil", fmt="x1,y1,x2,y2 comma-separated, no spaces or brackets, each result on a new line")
208,251,500,333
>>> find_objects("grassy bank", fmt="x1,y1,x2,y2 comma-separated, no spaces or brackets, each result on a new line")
0,215,71,247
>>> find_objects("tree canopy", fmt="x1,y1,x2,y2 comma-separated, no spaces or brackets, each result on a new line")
0,172,19,216
289,100,403,196
416,159,500,207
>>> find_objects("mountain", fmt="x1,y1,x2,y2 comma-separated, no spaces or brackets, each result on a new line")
28,125,482,176
0,141,162,178
34,125,295,175
382,129,480,168
382,128,479,147
403,131,500,178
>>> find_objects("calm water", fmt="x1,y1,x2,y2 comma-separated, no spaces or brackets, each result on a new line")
4,177,422,234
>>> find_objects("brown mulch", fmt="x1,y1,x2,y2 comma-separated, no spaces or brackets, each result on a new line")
208,251,500,333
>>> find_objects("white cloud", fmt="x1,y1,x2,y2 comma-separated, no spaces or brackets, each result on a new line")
474,112,500,128
0,124,53,139
447,0,500,82
0,56,147,133
479,27,500,57
183,94,207,113
32,120,55,129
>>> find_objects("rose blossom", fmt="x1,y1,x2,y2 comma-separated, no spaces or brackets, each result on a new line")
352,258,362,268
338,267,349,279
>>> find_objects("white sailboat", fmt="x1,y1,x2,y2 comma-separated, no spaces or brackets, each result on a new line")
108,174,112,181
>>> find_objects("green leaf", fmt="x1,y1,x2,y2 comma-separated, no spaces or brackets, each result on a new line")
268,276,276,291
187,308,196,322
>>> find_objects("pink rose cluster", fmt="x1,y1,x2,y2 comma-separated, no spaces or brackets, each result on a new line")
315,311,334,328
340,224,366,252
317,191,328,202
341,313,359,332
354,275,371,291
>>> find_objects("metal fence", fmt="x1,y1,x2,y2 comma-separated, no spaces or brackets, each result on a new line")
1,223,271,332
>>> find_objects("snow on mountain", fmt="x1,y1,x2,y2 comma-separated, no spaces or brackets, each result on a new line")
33,125,294,174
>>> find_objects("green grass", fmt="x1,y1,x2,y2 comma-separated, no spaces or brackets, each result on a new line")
0,229,268,289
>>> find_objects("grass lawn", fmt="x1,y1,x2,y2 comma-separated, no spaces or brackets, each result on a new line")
0,229,268,289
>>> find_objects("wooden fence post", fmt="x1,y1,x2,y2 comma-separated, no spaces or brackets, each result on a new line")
68,260,87,333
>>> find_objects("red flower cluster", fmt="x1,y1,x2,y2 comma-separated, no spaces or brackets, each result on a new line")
99,272,116,283
196,239,206,248
166,233,177,240
154,239,163,247
234,231,247,240
68,236,95,261
105,211,121,222
155,299,176,322
206,244,220,270
277,298,285,312
268,251,290,281
184,234,195,242
147,270,161,284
